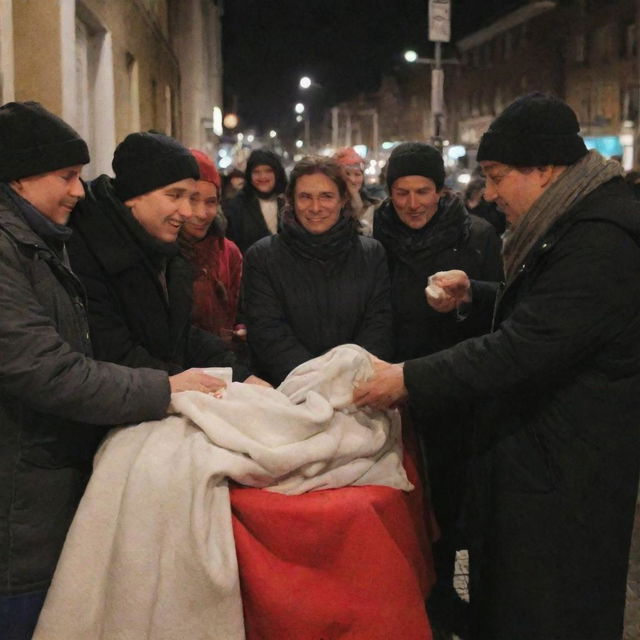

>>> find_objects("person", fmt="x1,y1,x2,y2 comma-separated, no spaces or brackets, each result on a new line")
333,146,379,235
0,102,222,639
225,149,287,253
242,155,394,386
463,177,507,237
67,132,259,384
221,167,245,208
354,93,640,640
373,142,503,635
180,149,244,345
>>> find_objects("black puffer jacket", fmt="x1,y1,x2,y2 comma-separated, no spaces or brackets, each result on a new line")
243,213,394,385
0,188,169,595
68,176,247,379
404,178,640,640
374,193,504,361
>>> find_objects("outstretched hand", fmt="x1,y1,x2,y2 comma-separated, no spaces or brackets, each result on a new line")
425,269,471,313
353,357,408,410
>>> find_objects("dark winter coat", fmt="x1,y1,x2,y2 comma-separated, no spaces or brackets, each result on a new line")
243,213,394,386
225,189,285,254
374,194,504,362
67,175,247,379
403,178,640,639
0,188,170,595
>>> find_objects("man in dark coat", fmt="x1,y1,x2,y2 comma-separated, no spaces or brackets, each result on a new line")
374,142,503,634
225,149,286,253
355,93,640,640
67,132,259,384
0,102,222,639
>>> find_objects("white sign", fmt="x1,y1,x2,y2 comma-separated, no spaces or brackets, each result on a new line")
429,0,451,42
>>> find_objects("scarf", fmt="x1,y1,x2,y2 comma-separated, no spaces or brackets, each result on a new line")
503,150,623,281
279,208,358,266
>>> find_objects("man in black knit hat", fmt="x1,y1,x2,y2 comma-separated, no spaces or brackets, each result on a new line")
373,141,503,636
67,131,265,385
0,103,223,639
356,93,640,640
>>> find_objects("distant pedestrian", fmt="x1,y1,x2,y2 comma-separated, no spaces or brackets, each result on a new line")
355,93,640,640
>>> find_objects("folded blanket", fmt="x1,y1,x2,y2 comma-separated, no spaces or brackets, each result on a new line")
34,344,412,640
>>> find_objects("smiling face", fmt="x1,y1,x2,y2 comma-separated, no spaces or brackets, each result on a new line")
11,165,85,225
251,164,276,194
294,172,345,234
341,165,364,191
390,175,441,230
125,178,197,243
182,180,219,241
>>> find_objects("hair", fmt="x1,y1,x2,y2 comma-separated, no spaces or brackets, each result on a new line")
285,155,348,204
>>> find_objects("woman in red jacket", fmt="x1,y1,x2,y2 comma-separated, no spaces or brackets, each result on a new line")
181,149,244,344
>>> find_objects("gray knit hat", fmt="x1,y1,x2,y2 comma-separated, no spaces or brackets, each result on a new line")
0,101,89,182
477,92,588,166
386,142,445,191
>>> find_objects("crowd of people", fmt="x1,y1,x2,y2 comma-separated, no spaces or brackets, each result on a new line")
1,92,639,640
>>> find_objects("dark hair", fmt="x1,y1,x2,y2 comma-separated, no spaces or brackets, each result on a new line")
286,155,349,204
243,149,287,196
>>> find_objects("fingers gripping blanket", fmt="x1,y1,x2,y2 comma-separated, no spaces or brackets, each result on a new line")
34,345,412,640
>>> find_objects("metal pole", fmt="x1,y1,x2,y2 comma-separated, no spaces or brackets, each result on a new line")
431,40,444,150
304,117,310,150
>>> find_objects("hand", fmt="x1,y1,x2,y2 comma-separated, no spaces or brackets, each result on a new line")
244,375,272,388
169,368,227,394
233,324,247,342
353,359,408,410
425,270,471,313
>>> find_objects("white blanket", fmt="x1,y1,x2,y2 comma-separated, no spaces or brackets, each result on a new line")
34,345,412,640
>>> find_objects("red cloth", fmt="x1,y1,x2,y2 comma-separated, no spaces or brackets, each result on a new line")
231,450,434,639
190,235,243,340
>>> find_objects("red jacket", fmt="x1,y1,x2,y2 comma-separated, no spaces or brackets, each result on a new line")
189,235,243,340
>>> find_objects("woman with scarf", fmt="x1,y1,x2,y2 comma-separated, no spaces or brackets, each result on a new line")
333,146,380,236
179,149,244,345
242,155,393,386
373,142,503,636
225,149,287,253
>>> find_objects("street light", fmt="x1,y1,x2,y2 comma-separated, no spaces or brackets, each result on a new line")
269,130,277,138
294,102,305,115
299,76,312,89
404,50,418,63
295,139,303,149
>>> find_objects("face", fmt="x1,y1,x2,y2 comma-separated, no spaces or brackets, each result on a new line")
390,175,441,229
11,165,85,225
481,161,547,226
341,166,364,191
251,164,276,194
125,178,196,243
182,180,219,241
294,172,345,235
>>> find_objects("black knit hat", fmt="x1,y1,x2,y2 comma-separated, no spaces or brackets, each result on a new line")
112,131,199,201
386,142,445,191
0,101,89,182
477,92,588,166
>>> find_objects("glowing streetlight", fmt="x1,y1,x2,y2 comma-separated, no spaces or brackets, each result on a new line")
295,139,304,149
299,76,312,89
247,134,255,143
296,115,303,123
223,113,239,129
404,50,418,63
269,130,277,138
294,102,305,115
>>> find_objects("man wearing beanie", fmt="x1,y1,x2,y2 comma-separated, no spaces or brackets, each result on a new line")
373,141,502,636
225,148,287,253
356,93,640,640
0,103,222,638
67,132,259,384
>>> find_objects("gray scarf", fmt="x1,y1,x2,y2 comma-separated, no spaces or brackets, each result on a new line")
503,150,623,281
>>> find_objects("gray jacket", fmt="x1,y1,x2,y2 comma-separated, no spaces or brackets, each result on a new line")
0,189,170,595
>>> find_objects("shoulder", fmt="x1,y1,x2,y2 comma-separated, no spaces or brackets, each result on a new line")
244,234,278,263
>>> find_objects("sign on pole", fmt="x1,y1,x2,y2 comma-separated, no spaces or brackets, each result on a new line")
429,0,451,43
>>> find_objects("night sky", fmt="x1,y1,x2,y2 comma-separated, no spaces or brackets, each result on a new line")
221,0,519,134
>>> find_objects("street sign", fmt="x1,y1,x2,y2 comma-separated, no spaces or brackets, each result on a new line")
429,0,451,43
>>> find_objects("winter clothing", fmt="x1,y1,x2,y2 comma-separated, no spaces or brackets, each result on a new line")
243,149,287,198
0,185,170,596
403,177,640,640
225,189,285,254
334,147,364,169
477,92,588,167
67,175,247,380
386,142,445,191
0,101,89,182
243,211,394,386
190,149,221,192
374,193,503,362
112,132,199,202
187,235,243,340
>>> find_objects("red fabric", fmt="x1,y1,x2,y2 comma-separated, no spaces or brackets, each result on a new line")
190,148,222,192
231,449,434,639
190,235,243,340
